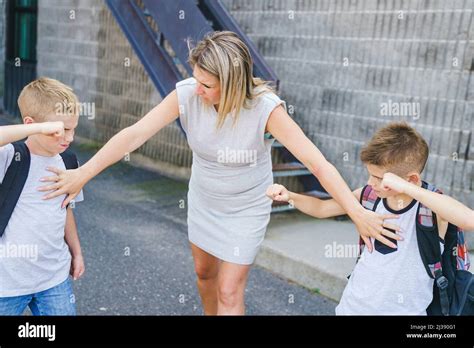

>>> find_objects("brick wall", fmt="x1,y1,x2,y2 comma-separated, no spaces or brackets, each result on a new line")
36,0,191,170
222,0,473,208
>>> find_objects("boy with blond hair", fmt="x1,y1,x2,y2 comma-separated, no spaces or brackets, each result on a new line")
267,122,474,315
0,77,84,315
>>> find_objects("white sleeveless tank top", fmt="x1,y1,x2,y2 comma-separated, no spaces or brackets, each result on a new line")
336,198,443,315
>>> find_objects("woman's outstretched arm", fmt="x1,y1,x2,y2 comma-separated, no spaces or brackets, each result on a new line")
266,105,401,251
39,90,180,206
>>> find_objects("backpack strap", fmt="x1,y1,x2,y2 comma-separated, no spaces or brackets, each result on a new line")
416,181,450,315
455,227,470,271
0,142,31,237
0,144,79,238
59,149,79,209
360,184,381,211
416,181,444,278
356,185,382,260
59,149,79,170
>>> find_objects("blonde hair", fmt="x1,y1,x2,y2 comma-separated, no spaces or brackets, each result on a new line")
18,77,79,121
360,122,429,175
188,31,274,128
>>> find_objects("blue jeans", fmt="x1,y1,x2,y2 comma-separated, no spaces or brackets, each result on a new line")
0,278,76,316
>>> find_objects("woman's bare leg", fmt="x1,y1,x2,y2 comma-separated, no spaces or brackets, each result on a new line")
190,243,220,315
216,261,251,315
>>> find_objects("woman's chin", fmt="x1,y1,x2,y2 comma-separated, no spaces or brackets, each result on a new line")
199,96,217,106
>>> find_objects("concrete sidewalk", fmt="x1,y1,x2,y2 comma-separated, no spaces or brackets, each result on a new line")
257,211,474,302
256,212,358,301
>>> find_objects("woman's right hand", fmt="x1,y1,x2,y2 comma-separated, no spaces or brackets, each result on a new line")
266,184,290,202
38,166,87,208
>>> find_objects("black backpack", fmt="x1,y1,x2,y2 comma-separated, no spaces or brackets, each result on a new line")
0,141,79,237
358,183,473,316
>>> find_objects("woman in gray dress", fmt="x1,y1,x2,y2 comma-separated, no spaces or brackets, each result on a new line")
40,31,401,315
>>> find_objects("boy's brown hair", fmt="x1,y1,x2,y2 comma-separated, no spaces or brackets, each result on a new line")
360,122,429,175
17,77,79,121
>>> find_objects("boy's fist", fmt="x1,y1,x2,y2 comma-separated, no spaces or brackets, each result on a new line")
266,184,290,202
41,121,64,138
381,172,408,193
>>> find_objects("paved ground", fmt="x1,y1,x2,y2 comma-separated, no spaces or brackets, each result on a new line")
58,142,337,315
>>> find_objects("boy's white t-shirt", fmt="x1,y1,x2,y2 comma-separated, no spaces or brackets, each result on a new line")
336,197,443,315
0,143,83,297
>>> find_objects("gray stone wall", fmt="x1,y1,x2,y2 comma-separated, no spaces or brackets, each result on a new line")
222,0,473,208
0,0,6,107
36,0,191,170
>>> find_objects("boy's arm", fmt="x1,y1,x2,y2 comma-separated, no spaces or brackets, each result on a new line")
0,122,65,147
382,173,474,231
289,188,363,218
65,207,85,280
267,184,363,219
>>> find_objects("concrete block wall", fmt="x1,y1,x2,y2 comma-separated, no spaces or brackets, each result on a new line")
0,0,6,106
222,0,473,208
36,0,192,170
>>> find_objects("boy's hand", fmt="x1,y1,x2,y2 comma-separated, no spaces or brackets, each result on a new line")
266,184,290,202
41,121,64,138
70,254,85,280
381,172,409,194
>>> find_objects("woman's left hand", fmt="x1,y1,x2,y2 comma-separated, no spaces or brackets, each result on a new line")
352,208,403,253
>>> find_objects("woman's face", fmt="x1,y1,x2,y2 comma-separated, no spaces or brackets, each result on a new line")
193,65,221,106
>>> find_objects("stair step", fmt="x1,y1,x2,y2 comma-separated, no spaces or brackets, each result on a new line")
272,162,311,177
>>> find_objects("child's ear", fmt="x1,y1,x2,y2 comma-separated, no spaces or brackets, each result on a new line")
23,117,35,125
406,172,421,185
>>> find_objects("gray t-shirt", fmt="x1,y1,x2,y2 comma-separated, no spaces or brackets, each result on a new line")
0,143,83,297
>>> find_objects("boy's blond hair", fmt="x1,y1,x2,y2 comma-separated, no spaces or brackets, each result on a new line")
17,77,79,121
360,122,429,175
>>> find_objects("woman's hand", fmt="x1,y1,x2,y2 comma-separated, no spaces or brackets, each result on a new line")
351,207,403,252
38,167,86,208
266,184,290,202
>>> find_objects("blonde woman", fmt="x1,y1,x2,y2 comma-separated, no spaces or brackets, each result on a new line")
39,31,401,315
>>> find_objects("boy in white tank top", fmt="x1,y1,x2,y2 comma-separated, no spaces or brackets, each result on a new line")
266,122,474,315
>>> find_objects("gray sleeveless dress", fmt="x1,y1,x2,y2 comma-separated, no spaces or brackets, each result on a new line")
176,78,285,265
